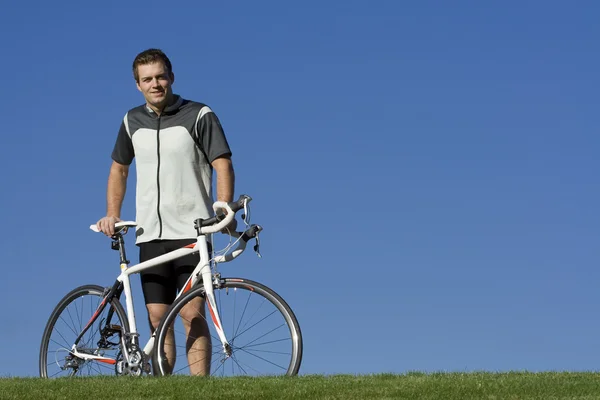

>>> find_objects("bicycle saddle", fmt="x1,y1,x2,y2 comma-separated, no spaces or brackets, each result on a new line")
89,220,137,233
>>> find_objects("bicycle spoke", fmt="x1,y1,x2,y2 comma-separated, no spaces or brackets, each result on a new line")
49,369,65,378
229,353,250,375
212,358,225,376
237,347,287,371
230,289,236,344
232,310,278,341
234,295,270,340
64,307,80,337
50,329,73,351
238,339,292,354
236,323,285,348
57,314,80,338
86,296,93,347
85,297,101,350
233,290,251,338
74,298,82,335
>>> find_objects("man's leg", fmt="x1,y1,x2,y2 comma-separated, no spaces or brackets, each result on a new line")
179,296,211,376
174,239,213,376
139,241,177,374
146,303,176,373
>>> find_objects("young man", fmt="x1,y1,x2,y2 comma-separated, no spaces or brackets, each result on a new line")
96,48,235,375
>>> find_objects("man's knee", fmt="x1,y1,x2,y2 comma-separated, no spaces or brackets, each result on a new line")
179,297,206,325
146,303,170,329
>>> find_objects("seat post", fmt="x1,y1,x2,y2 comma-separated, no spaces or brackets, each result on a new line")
111,233,130,266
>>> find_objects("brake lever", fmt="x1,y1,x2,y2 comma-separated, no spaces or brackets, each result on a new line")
253,232,262,258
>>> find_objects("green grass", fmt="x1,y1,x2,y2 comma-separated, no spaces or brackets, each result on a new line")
1,372,600,400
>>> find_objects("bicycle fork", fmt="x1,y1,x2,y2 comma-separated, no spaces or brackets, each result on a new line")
194,237,232,359
201,267,232,358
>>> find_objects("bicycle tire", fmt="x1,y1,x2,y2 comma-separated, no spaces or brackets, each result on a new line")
152,277,302,377
39,284,130,378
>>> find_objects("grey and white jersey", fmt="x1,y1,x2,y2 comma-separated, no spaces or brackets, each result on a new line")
111,95,232,244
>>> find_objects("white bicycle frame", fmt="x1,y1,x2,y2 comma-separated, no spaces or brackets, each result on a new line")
71,200,249,368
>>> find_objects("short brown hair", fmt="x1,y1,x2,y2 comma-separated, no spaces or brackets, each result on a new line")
132,48,173,82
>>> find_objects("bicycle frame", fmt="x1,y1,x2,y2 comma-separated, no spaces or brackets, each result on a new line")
70,198,255,369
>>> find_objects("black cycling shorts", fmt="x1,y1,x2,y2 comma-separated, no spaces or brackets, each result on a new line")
138,239,212,305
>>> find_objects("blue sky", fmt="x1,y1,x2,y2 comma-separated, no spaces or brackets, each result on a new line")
0,0,598,377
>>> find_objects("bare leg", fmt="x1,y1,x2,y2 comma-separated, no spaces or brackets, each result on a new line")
147,303,175,374
179,296,211,376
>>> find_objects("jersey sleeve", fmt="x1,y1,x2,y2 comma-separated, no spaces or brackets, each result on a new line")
196,108,232,163
111,118,135,165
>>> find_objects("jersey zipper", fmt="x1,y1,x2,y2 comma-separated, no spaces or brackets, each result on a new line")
156,114,163,238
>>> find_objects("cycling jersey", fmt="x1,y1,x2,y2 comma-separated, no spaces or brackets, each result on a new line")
111,95,232,244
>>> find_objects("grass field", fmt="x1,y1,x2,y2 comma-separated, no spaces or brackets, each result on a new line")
1,372,600,400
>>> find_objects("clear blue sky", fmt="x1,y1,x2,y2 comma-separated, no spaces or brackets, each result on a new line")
0,0,598,377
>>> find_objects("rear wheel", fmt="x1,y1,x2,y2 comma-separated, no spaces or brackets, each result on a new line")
153,278,302,377
39,285,129,378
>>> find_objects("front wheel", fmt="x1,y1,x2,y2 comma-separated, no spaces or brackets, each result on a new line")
153,278,302,377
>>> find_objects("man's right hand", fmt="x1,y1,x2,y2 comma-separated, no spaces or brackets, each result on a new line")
96,216,121,236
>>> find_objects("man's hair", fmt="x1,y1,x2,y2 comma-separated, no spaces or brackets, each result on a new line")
132,48,173,82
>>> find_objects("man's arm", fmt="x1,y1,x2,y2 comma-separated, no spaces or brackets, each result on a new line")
212,155,236,233
195,105,234,226
97,161,129,236
212,155,235,203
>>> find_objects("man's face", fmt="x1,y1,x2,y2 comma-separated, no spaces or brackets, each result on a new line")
136,62,174,111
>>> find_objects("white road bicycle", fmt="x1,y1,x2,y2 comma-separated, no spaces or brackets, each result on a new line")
39,194,303,378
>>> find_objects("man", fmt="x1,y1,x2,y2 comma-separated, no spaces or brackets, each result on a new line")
96,48,235,376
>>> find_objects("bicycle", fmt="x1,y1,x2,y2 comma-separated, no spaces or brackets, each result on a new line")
39,194,303,378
